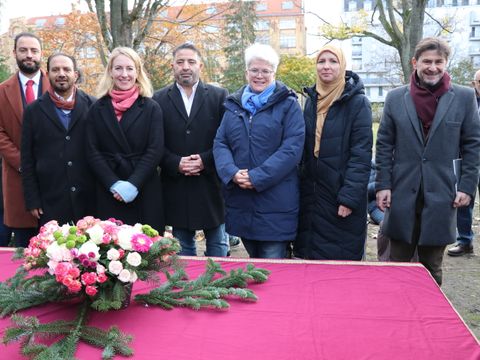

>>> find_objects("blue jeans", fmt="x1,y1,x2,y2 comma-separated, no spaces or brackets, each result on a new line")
456,201,474,246
173,224,228,257
241,238,288,259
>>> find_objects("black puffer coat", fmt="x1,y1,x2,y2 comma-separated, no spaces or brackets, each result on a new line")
293,71,372,260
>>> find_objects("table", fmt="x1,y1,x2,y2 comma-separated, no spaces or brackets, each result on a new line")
0,251,479,359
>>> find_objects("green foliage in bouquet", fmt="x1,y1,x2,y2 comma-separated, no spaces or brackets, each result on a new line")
0,218,270,359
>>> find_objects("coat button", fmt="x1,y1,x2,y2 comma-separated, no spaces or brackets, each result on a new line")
70,186,76,192
65,135,71,140
67,161,73,166
186,130,191,134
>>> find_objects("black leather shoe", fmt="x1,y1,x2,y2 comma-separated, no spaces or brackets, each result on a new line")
447,243,474,257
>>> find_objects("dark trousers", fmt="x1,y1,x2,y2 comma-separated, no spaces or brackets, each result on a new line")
11,227,38,248
389,192,446,286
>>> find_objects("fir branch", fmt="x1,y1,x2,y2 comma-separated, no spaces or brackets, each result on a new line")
135,259,270,310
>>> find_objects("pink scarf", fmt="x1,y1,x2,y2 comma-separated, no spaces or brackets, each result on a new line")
109,86,139,121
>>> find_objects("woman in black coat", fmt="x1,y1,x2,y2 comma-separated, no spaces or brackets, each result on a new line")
293,44,372,260
86,47,164,231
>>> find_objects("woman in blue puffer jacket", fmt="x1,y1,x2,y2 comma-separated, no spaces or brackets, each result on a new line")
213,43,305,259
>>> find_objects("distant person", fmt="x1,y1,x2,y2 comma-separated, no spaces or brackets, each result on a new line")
0,32,49,247
153,43,228,257
294,44,372,261
447,69,480,257
21,53,96,226
86,47,164,231
214,43,305,259
376,37,480,286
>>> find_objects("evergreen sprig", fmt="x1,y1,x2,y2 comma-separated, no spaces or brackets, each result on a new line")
135,259,271,310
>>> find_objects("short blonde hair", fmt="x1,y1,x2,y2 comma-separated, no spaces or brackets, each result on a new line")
96,47,153,98
244,43,280,72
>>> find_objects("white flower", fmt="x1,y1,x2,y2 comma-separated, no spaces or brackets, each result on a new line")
86,224,104,245
109,260,123,275
133,223,143,232
117,226,137,250
118,269,131,283
96,263,106,274
107,248,120,261
47,260,59,275
46,242,72,262
130,270,138,283
78,240,100,261
126,252,142,267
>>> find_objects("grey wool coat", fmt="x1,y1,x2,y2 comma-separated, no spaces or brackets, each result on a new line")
375,83,480,246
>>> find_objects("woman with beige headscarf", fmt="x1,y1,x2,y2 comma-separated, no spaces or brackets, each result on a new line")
293,44,373,260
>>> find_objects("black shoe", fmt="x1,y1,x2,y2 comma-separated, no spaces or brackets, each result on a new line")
229,236,241,248
447,243,474,257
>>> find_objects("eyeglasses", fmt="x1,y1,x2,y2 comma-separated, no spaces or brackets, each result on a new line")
248,68,274,76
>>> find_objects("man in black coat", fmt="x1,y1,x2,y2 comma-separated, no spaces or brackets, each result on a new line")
21,53,96,226
153,43,228,256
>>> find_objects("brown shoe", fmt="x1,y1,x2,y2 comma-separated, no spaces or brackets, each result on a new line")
447,243,474,257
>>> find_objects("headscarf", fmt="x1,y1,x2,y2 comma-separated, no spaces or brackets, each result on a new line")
314,44,347,157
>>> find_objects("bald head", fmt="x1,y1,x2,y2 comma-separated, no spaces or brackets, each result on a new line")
473,70,480,97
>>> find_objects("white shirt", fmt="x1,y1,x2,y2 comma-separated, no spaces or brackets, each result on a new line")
176,81,199,116
18,71,41,101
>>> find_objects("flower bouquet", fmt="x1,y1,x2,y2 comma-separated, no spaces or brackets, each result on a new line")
0,217,270,359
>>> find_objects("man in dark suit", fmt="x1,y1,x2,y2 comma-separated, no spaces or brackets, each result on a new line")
21,53,95,226
0,32,49,247
376,37,480,285
153,43,228,256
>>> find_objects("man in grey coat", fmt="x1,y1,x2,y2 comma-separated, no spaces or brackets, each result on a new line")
375,37,480,286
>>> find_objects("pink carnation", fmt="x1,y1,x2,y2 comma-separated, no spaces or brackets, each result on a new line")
68,280,82,293
97,272,108,283
85,285,98,296
68,267,80,279
131,233,153,252
81,272,97,285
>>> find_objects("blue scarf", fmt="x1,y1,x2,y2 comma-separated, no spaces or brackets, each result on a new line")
241,82,276,115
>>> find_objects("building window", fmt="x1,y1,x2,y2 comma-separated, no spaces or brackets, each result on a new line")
255,20,270,31
35,19,46,28
256,34,270,45
279,35,296,48
378,87,384,97
366,87,371,97
348,0,357,11
364,0,372,11
352,58,362,70
279,19,296,29
352,45,362,57
256,2,267,11
55,17,65,26
282,1,294,10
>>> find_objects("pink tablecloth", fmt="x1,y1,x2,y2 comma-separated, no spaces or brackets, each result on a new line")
0,251,479,360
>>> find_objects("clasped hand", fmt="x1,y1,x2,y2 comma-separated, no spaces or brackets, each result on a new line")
179,154,204,176
233,169,254,189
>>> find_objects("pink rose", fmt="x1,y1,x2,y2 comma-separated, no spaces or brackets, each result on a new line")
68,280,82,293
97,272,108,283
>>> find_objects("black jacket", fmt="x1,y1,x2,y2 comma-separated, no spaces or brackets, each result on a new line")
153,81,227,230
294,71,373,260
86,96,164,231
21,89,96,225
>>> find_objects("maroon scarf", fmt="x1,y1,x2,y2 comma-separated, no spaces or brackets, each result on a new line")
410,71,451,137
109,86,139,121
48,86,76,110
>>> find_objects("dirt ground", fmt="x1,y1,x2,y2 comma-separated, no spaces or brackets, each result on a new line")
197,220,480,340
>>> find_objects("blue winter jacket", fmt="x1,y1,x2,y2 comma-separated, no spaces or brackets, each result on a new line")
213,81,305,241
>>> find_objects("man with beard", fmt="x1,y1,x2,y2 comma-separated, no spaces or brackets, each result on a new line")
153,43,229,256
21,53,95,226
376,37,480,285
0,32,49,247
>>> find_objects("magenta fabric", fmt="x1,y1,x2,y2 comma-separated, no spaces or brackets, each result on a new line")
0,252,478,359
